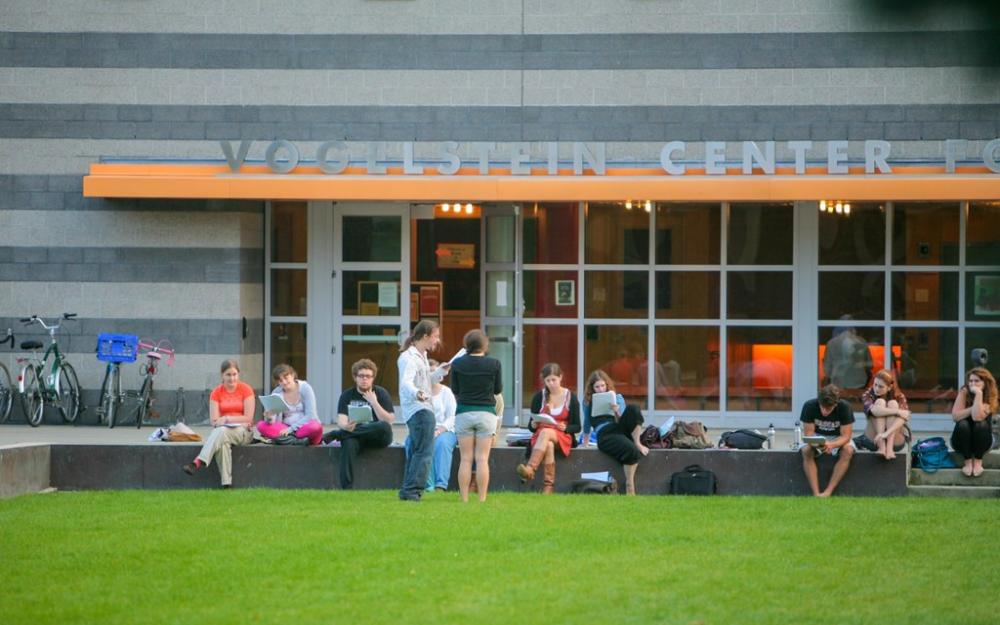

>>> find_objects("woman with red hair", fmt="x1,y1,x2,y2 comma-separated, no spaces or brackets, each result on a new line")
861,369,911,460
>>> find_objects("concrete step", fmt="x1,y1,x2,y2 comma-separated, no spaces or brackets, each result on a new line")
946,451,1000,469
908,485,1000,499
909,468,1000,487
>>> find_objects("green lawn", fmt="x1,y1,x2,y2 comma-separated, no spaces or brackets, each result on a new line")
1,490,996,625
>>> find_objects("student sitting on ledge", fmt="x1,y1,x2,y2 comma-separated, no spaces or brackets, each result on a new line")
799,384,855,497
322,358,395,489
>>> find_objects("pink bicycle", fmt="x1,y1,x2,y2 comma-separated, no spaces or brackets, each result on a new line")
132,339,175,429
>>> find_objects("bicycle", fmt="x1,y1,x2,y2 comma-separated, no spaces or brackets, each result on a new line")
0,328,15,423
133,339,175,429
95,333,139,429
17,314,82,427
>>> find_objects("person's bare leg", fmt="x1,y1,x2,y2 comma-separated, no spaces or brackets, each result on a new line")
801,446,821,496
882,416,897,460
457,436,476,502
623,463,638,495
821,447,854,496
474,438,492,502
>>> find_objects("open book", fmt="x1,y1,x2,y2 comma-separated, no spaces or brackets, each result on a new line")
259,394,292,414
590,391,616,417
348,404,374,424
530,413,557,426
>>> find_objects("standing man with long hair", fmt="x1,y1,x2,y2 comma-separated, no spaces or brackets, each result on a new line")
397,319,445,502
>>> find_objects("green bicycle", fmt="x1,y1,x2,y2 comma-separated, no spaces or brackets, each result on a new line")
17,313,82,427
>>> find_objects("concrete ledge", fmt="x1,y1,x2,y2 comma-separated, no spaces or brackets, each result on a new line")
47,444,907,496
0,444,51,499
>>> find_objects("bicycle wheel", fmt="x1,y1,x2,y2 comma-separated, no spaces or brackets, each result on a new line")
0,363,13,423
101,365,121,429
135,376,152,429
56,362,81,423
19,365,43,427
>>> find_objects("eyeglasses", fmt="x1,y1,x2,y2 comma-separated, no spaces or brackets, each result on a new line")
355,373,374,379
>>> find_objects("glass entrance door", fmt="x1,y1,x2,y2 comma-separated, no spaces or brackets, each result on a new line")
481,204,521,425
332,203,410,402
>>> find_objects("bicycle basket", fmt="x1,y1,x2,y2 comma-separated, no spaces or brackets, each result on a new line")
96,333,139,363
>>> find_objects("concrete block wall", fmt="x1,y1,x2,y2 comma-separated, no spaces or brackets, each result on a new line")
1,1,996,423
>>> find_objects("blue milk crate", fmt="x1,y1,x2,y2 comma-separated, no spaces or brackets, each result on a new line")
96,333,139,363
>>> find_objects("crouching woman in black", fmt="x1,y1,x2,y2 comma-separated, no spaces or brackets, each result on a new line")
950,367,998,478
585,369,649,495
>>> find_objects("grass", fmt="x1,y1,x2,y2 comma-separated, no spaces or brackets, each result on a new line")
1,490,997,625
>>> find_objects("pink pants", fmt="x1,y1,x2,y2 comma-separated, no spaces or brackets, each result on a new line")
256,419,324,445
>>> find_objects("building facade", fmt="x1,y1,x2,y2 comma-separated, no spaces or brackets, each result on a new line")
2,1,999,429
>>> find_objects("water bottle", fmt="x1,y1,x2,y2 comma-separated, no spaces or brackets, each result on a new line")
792,421,802,448
767,423,776,450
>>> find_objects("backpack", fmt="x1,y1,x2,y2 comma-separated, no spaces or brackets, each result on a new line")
666,420,713,449
670,464,717,495
911,437,957,473
719,429,766,450
640,425,670,449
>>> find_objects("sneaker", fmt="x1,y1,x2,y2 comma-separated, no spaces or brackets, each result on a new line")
435,486,447,493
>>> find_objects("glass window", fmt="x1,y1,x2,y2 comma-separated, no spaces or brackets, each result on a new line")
584,271,648,319
585,202,649,264
270,269,307,317
966,272,1000,321
818,326,883,410
524,270,577,319
727,271,793,319
818,202,885,265
966,327,1000,376
341,324,402,399
891,272,958,321
967,202,1000,266
523,203,578,264
584,325,648,409
728,203,793,265
891,202,959,265
270,202,307,263
343,215,401,262
890,327,958,412
485,213,515,263
655,272,719,319
656,203,720,265
655,326,720,411
522,325,577,407
342,271,401,316
270,323,307,380
818,271,885,321
485,271,514,317
485,325,515,413
727,326,793,412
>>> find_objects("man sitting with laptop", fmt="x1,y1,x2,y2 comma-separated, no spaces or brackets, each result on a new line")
799,384,856,497
323,358,395,489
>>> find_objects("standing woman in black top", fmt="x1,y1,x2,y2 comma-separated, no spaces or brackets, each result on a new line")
451,329,503,502
950,367,998,477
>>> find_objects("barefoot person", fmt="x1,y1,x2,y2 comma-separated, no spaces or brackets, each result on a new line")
861,369,911,460
583,369,648,495
799,384,856,497
183,359,255,488
950,367,998,478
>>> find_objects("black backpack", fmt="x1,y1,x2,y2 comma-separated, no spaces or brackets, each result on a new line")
670,464,717,495
719,429,766,450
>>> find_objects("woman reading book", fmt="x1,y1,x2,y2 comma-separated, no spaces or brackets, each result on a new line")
517,363,580,494
582,369,648,495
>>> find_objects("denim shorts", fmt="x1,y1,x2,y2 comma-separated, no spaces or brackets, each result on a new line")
455,411,498,439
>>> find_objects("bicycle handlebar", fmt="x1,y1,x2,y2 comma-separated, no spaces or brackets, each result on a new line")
138,338,176,366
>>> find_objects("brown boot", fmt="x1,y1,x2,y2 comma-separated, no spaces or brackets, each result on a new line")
541,463,556,494
516,446,545,482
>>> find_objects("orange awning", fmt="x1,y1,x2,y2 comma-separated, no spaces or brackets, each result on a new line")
83,162,1000,201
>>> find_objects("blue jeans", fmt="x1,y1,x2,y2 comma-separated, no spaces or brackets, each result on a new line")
399,409,435,500
406,430,457,490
